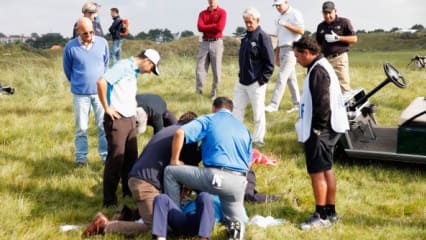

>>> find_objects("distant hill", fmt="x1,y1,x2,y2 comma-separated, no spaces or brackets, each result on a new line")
353,30,426,51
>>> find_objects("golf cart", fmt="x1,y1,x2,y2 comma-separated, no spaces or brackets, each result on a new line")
339,63,426,164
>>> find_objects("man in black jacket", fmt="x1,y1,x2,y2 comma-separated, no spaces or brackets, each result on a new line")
109,7,124,64
136,93,177,135
232,7,274,148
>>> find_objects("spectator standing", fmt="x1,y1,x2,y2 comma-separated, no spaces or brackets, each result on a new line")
135,93,177,134
265,0,304,113
63,17,109,167
72,1,104,38
81,112,200,237
164,97,252,240
109,7,124,65
316,1,358,93
195,0,227,99
232,7,274,148
293,37,349,230
97,49,160,207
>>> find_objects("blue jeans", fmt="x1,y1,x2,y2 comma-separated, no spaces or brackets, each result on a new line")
111,39,123,65
73,94,108,163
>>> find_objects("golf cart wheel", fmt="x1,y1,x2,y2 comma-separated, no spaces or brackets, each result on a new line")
383,63,407,88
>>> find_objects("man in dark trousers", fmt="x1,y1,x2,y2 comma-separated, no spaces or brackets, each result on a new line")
293,36,349,230
135,93,177,135
81,112,201,237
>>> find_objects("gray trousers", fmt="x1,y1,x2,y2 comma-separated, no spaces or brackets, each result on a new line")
195,39,224,94
268,46,300,108
164,165,247,239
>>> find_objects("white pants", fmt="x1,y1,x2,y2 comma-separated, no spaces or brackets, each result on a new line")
232,81,267,143
268,46,300,108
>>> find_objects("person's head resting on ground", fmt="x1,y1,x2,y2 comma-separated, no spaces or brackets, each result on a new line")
135,49,160,75
76,17,94,44
177,111,198,124
292,36,322,67
212,96,233,112
81,1,98,21
322,1,337,24
242,7,261,32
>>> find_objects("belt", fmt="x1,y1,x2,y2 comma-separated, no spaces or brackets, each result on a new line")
208,167,247,176
327,52,345,59
203,38,221,42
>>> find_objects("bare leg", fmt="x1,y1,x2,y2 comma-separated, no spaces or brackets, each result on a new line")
324,169,336,205
309,172,327,205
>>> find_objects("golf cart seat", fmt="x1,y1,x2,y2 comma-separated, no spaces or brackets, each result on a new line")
397,97,426,155
398,97,426,127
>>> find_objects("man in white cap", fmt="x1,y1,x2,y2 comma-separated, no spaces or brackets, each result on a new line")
97,49,160,208
265,0,304,113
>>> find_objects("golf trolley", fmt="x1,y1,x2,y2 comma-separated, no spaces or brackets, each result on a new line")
0,83,15,95
339,63,426,164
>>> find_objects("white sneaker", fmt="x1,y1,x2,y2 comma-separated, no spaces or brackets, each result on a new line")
286,106,299,113
265,104,278,112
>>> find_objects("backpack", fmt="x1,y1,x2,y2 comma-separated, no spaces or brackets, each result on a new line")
120,18,129,36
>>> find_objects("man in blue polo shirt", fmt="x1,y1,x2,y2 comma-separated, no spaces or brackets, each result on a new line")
164,96,252,240
97,48,160,208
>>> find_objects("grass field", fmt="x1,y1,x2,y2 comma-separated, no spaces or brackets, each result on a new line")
0,36,425,240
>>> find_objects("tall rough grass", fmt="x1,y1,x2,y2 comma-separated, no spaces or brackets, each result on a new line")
0,38,425,240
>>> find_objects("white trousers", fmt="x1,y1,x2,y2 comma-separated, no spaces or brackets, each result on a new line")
232,81,267,143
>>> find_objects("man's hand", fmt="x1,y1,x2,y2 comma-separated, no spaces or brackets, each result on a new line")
325,30,340,43
105,106,121,120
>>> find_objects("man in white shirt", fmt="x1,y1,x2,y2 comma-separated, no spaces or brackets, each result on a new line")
266,0,304,113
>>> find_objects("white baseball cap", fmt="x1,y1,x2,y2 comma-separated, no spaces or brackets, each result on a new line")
144,49,160,75
272,0,286,6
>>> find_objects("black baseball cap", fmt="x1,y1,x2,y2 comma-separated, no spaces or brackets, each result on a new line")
322,1,335,12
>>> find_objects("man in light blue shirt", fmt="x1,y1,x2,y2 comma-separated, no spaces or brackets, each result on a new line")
97,48,160,208
63,17,109,166
164,96,252,240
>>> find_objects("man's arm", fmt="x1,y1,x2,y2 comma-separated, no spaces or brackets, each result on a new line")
97,77,120,120
260,34,275,85
338,35,358,44
170,128,185,165
63,46,72,81
281,22,304,35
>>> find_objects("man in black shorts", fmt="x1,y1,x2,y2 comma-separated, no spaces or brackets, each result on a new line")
293,36,349,230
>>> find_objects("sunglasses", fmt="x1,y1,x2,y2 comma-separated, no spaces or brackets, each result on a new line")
81,31,94,36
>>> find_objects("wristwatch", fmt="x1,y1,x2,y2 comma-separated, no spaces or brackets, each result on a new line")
313,128,321,136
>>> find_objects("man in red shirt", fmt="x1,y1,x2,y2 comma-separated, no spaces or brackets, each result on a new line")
195,0,227,99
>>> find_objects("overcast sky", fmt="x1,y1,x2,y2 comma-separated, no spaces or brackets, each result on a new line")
1,0,425,38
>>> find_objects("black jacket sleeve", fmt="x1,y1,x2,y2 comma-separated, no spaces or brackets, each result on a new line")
309,64,331,130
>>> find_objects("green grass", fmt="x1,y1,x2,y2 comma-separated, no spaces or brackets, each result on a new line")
0,38,425,240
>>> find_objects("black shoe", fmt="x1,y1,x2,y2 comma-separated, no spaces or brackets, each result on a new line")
226,221,241,240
